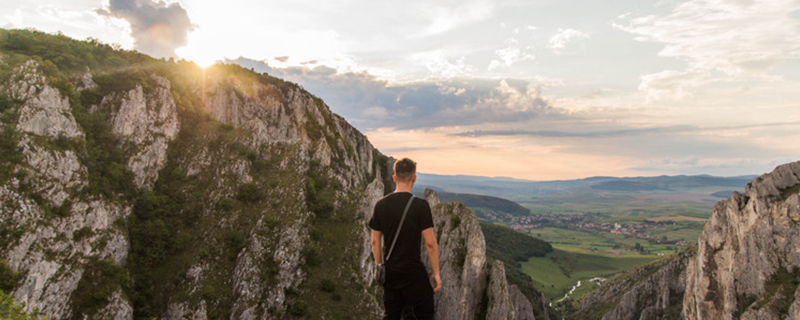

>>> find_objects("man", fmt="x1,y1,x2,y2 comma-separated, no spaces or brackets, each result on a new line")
370,158,441,320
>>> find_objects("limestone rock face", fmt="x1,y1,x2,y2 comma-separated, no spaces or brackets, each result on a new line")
1,60,133,320
510,285,536,320
425,191,488,320
419,189,538,320
578,248,693,320
11,61,83,139
684,161,800,320
201,74,375,190
109,74,180,189
1,53,389,319
486,261,515,320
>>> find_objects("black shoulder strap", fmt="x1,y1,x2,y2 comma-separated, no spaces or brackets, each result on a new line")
385,196,415,262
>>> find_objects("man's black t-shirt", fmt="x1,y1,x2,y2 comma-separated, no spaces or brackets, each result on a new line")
369,192,434,290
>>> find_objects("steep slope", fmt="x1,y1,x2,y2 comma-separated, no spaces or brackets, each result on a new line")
577,161,800,320
684,160,800,320
575,248,694,320
0,29,545,320
423,189,546,320
0,29,390,319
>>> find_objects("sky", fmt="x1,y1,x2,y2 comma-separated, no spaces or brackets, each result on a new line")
2,0,800,180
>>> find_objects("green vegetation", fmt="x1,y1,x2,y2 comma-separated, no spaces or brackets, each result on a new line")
522,248,656,302
0,28,388,319
755,267,800,316
0,290,45,320
305,160,336,218
780,183,800,201
0,91,22,185
71,258,131,320
0,260,20,293
481,223,552,262
295,188,377,319
480,223,553,319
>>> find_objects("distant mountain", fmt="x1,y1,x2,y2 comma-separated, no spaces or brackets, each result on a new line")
433,192,531,219
417,173,758,199
417,172,759,216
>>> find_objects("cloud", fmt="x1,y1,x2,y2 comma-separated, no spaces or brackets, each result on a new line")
453,125,696,139
638,69,710,102
97,0,194,58
547,28,589,54
488,38,535,70
230,57,553,130
408,50,477,78
615,0,800,100
417,0,495,36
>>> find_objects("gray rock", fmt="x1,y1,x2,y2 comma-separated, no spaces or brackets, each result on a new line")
11,61,83,138
510,285,536,320
684,161,800,320
486,261,516,320
109,74,180,189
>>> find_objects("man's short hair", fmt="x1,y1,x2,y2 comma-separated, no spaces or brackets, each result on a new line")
394,158,417,182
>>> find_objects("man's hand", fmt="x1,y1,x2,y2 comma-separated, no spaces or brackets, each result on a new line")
432,273,442,293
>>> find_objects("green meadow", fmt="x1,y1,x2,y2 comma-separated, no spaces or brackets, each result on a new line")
522,247,656,303
520,224,697,303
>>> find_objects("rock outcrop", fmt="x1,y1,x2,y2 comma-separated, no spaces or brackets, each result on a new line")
486,260,516,320
684,161,800,320
422,189,538,320
578,248,694,320
0,29,538,320
108,74,180,189
0,30,391,320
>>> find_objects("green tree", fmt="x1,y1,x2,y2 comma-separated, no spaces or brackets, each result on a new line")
0,290,45,320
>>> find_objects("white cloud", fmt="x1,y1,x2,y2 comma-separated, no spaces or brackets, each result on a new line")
408,50,476,78
638,69,710,103
488,38,535,70
417,0,495,36
615,0,800,100
547,28,589,54
1,4,134,49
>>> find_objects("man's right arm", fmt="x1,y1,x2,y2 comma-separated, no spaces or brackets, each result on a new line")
422,227,441,293
371,230,383,265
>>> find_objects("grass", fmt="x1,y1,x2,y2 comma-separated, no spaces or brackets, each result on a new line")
522,248,656,302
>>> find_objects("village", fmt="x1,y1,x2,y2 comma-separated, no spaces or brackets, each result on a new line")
505,213,696,247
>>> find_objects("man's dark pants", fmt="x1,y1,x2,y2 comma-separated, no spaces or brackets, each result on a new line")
382,280,435,320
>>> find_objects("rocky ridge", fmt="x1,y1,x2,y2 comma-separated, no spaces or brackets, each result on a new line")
684,160,800,320
0,30,537,320
423,189,540,320
577,248,693,320
578,161,800,320
0,44,387,319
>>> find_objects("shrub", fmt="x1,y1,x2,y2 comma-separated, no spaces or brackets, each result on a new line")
0,290,45,320
0,260,20,292
302,243,321,266
72,227,93,241
236,183,263,203
319,278,335,293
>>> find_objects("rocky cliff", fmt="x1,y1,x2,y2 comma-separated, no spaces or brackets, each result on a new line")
422,189,540,320
0,29,390,319
684,160,800,320
577,161,800,320
0,29,537,320
576,248,694,320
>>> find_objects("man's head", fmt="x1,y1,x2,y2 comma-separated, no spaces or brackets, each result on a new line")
393,158,417,183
